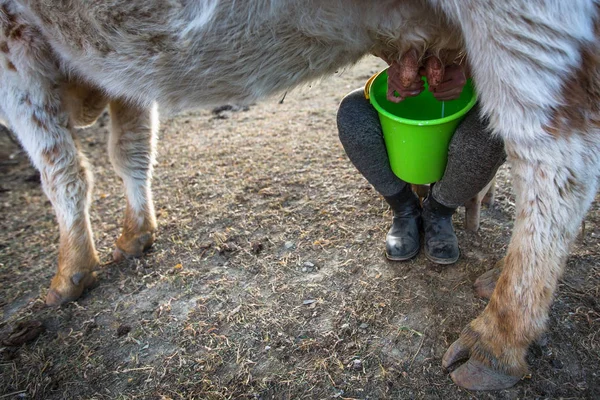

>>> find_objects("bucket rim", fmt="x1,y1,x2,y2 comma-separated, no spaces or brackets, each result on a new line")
368,68,477,126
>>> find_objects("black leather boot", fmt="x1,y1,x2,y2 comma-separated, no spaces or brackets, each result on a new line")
422,194,459,264
383,187,421,261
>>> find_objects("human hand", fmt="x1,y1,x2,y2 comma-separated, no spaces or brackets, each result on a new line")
386,49,424,103
380,50,467,103
427,63,467,101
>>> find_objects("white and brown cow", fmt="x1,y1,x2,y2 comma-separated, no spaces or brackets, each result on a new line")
1,0,598,391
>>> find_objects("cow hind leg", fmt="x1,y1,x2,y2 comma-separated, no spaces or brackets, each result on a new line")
481,176,496,207
444,139,600,390
63,82,109,128
432,0,600,390
108,101,158,261
463,194,482,232
464,177,496,232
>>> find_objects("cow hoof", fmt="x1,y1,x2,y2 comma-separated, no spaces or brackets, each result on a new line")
442,326,524,391
112,247,126,262
46,271,97,306
114,231,155,262
473,268,501,299
473,259,505,299
449,359,521,391
112,246,143,262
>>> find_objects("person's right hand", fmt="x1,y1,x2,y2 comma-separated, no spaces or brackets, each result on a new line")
428,63,467,101
386,59,424,103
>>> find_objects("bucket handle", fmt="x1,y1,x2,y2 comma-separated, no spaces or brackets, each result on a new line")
363,71,380,100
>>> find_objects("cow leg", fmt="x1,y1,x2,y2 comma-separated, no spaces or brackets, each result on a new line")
464,177,496,232
13,120,99,306
63,81,108,128
0,6,98,305
463,194,482,232
108,101,158,261
481,177,496,207
443,139,599,390
429,0,600,389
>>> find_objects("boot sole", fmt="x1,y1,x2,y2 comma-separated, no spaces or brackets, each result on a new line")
424,251,460,265
385,247,420,261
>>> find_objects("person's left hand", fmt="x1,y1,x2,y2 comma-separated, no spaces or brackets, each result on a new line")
427,63,467,101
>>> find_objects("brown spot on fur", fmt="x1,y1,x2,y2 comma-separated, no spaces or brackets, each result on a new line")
563,175,584,199
9,24,23,39
545,8,600,137
520,16,537,29
44,102,59,115
0,42,8,53
41,145,61,166
32,114,49,131
484,251,535,354
6,60,15,71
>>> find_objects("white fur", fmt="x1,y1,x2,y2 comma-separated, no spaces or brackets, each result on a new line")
433,0,597,142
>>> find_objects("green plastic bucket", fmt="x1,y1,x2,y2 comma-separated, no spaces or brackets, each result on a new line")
367,69,477,184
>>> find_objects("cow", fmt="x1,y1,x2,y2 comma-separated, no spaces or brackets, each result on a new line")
1,0,598,391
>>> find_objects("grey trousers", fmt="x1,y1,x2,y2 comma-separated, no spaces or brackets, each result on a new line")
337,89,506,208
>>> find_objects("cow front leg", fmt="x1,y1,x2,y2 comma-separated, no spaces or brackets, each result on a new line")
108,101,158,261
442,140,599,390
7,101,99,306
45,156,98,305
0,13,99,305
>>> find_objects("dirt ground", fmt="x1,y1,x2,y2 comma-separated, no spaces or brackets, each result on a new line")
1,57,599,400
